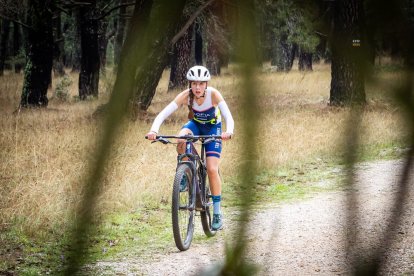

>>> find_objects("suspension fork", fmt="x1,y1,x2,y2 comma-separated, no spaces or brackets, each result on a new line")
176,140,198,211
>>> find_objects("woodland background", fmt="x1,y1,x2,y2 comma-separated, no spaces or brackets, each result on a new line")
1,0,414,274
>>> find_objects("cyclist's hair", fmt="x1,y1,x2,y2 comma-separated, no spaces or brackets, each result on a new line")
187,87,194,120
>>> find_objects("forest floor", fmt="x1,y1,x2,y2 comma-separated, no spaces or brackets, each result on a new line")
89,159,414,275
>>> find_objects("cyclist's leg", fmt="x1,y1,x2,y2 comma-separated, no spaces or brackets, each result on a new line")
204,123,223,230
207,156,223,230
177,120,199,154
204,122,222,201
206,156,221,205
177,128,193,154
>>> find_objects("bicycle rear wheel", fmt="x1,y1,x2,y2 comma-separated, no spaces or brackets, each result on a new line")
200,171,217,237
172,163,195,251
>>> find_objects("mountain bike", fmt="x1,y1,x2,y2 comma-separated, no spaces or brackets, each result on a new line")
146,134,222,251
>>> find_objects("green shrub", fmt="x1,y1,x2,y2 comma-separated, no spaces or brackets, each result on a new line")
54,75,72,102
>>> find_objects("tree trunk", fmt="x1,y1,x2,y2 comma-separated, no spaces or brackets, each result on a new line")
299,49,313,71
314,36,327,63
72,8,82,72
272,34,296,71
53,11,65,76
79,0,100,100
0,19,11,76
20,0,53,108
206,1,226,75
130,0,190,112
168,23,193,90
194,21,203,65
121,0,153,60
63,1,188,273
329,0,366,106
13,22,23,73
98,19,109,75
114,0,127,69
206,22,221,75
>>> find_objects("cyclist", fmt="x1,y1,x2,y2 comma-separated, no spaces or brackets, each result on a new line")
146,65,234,230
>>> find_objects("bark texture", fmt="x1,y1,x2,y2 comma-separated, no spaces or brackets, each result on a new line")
168,24,193,90
0,19,10,76
299,50,313,71
329,0,366,106
20,0,53,107
113,0,127,68
79,0,100,99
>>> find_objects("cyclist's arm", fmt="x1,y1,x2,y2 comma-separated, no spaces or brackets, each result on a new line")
149,91,188,134
218,101,234,135
212,89,234,135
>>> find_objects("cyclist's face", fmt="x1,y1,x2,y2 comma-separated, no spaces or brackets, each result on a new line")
190,81,207,96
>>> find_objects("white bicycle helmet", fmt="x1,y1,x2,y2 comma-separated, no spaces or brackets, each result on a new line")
186,65,211,81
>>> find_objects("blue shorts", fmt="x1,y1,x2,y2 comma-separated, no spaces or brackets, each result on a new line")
182,120,222,158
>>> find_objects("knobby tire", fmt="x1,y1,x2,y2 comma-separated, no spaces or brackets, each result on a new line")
172,163,195,251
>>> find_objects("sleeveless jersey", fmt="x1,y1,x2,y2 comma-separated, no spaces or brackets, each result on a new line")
189,87,221,124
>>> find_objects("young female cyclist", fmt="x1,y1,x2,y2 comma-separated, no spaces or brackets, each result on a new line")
146,65,234,230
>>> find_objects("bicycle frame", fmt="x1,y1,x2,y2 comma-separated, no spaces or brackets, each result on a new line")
146,134,222,212
176,140,205,212
147,134,223,249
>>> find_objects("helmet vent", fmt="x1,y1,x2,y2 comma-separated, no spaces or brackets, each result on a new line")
186,65,211,81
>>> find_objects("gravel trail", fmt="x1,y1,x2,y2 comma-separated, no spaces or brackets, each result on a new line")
94,160,414,275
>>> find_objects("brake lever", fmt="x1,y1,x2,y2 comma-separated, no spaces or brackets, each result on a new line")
158,137,170,144
150,138,169,144
204,138,215,144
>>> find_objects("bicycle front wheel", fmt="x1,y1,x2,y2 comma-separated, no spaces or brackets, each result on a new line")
172,163,195,251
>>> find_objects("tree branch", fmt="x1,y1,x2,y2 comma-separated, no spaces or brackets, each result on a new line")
54,4,71,15
0,13,32,29
95,2,136,21
100,0,118,13
171,0,215,45
315,31,328,37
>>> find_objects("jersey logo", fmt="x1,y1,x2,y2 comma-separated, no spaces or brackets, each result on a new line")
194,112,211,119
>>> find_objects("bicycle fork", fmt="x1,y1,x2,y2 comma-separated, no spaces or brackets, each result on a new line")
176,141,198,212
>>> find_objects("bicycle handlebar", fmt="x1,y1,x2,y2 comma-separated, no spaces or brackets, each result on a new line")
145,134,222,140
145,134,223,144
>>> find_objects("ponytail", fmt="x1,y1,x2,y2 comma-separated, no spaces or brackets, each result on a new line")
187,88,194,120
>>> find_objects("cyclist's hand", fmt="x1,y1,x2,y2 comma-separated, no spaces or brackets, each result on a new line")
221,132,232,141
146,131,157,140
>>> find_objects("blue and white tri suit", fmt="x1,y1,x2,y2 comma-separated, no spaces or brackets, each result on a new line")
182,87,222,158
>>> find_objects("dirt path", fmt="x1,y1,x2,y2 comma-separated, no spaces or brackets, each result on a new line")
94,160,414,275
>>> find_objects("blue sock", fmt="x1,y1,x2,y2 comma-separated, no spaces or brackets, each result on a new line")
212,195,221,215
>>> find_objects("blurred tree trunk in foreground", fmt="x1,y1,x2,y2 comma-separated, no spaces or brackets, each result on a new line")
20,0,53,108
329,0,367,106
63,0,188,274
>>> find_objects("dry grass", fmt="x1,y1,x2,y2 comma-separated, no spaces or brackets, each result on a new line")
0,63,407,234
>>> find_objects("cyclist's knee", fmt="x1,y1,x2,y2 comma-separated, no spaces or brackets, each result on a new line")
207,164,219,175
176,140,186,154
